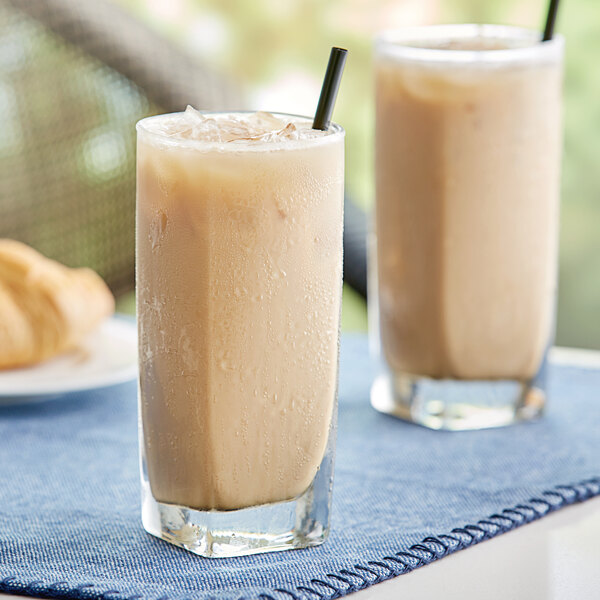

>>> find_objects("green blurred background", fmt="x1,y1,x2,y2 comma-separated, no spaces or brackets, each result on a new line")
115,0,600,348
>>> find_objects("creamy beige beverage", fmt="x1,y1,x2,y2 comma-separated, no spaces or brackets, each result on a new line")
137,109,344,511
375,28,563,382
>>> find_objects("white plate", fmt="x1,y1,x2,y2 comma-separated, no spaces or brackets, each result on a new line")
0,316,138,404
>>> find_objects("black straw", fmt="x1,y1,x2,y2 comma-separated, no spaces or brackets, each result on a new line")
542,0,561,41
313,47,348,131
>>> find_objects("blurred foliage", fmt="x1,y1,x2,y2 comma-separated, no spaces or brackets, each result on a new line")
0,3,151,294
341,284,369,331
116,0,599,347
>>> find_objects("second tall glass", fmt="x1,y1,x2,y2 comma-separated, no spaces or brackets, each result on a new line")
371,25,564,430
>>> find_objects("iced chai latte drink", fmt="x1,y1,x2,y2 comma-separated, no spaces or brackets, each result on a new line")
136,109,344,556
371,26,563,430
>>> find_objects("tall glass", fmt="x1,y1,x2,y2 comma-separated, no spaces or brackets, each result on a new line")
371,25,563,430
136,111,345,556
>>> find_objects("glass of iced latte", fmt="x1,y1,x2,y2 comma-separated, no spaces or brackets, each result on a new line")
371,25,563,430
136,109,344,556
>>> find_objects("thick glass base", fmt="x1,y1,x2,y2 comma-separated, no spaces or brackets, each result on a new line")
371,371,546,431
141,477,330,558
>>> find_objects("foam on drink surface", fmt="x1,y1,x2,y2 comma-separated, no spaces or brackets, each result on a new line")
402,36,533,52
145,107,330,145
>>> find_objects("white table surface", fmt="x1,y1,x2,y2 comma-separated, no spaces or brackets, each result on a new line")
354,495,600,599
1,347,598,599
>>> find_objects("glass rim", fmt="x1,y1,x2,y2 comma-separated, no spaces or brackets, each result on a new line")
375,24,564,65
136,110,345,152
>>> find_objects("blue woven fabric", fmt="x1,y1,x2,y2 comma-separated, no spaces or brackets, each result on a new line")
0,334,599,600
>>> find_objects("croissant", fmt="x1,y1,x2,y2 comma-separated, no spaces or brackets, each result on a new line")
0,240,115,369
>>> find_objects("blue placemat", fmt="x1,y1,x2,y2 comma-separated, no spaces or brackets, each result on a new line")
0,334,599,600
